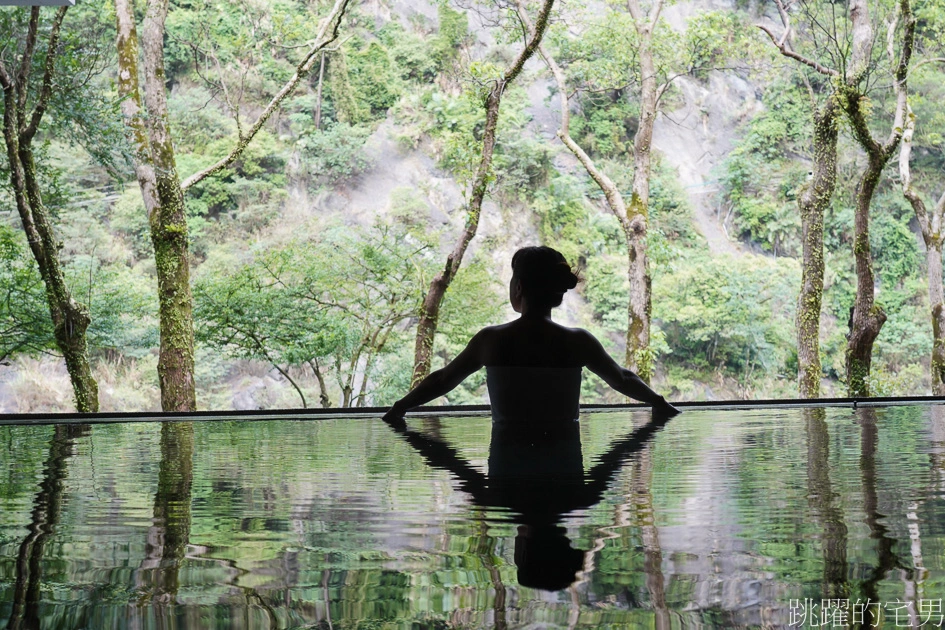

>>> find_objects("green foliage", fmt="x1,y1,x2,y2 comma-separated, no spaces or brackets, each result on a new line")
195,224,428,405
532,174,623,265
325,40,401,125
570,96,639,160
583,254,630,334
295,122,373,187
721,82,812,253
431,4,469,70
420,85,549,196
0,225,54,361
653,253,800,374
378,22,438,82
351,42,401,117
64,257,158,357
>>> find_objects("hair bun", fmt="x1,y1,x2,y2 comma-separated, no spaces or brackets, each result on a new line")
551,261,578,292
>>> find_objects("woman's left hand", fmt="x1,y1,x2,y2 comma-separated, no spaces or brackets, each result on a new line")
382,404,408,430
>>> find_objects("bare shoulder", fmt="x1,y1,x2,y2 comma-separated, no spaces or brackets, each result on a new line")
563,326,608,364
563,325,601,346
466,324,503,350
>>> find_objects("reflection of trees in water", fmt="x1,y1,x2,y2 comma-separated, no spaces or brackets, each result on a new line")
804,407,848,600
135,422,194,622
6,424,88,630
856,408,922,628
630,447,669,630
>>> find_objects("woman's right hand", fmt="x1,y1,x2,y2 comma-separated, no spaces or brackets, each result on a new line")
653,397,680,418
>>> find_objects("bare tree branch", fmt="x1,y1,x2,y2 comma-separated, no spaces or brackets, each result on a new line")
757,23,838,76
16,7,40,118
181,0,353,190
21,6,68,144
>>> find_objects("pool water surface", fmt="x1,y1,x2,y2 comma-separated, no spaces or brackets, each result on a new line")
1,404,944,628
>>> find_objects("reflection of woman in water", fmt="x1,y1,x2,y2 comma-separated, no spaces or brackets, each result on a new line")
381,246,679,590
384,412,673,590
383,246,678,422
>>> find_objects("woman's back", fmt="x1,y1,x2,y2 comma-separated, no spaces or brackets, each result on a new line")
478,319,587,368
486,365,582,424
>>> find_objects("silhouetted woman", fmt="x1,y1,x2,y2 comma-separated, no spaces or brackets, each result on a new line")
384,245,678,422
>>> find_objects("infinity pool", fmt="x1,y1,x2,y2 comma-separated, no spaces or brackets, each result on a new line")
1,404,944,628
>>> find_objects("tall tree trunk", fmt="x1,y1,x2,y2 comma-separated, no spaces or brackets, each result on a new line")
6,424,88,630
760,0,913,397
796,99,839,398
844,147,888,397
0,7,98,412
841,0,914,397
410,0,556,387
116,0,352,411
115,0,195,411
900,104,945,394
537,3,661,383
623,0,663,382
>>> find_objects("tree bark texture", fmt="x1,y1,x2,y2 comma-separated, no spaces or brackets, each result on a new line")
622,0,663,382
115,0,195,411
796,99,839,398
537,0,659,383
0,7,99,412
900,105,945,394
841,0,913,397
410,0,557,387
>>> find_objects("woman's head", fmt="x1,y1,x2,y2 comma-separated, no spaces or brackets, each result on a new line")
510,246,579,311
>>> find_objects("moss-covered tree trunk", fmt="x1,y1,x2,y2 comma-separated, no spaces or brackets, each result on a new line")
841,0,913,397
900,105,945,394
410,0,556,387
927,239,945,394
115,0,195,411
844,149,888,397
116,0,351,410
796,100,839,398
622,0,662,382
0,7,99,412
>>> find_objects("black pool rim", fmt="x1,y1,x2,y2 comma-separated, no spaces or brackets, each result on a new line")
2,395,945,426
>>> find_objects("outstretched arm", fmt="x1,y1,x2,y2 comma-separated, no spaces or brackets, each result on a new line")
580,330,679,414
384,330,487,420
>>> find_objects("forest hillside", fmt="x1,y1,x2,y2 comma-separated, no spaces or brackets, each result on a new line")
1,0,944,412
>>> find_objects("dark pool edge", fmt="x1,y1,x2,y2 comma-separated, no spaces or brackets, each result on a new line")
2,395,945,426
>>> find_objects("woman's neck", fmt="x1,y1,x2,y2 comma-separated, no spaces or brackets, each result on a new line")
519,304,552,320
